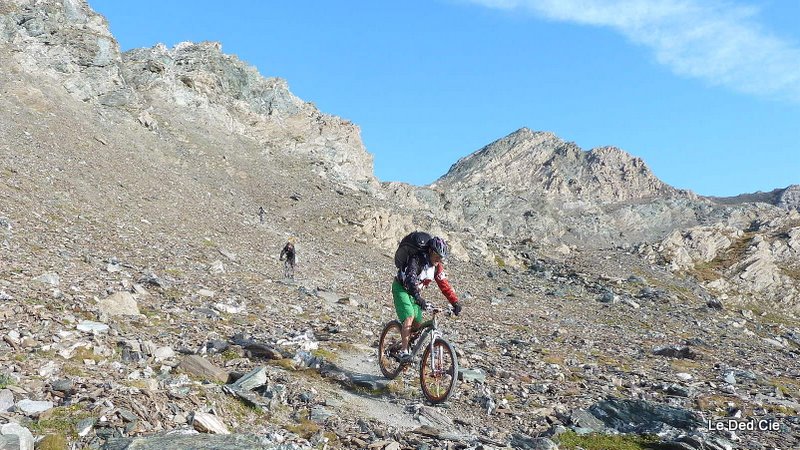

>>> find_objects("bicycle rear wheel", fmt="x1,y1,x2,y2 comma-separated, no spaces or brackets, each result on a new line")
420,338,458,404
378,320,404,379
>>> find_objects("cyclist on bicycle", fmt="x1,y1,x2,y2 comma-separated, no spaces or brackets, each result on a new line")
393,236,462,362
279,238,296,277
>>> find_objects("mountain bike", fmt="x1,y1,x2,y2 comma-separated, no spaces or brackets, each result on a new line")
377,306,459,404
283,259,295,280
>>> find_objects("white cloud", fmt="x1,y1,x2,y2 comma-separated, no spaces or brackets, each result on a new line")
464,0,800,102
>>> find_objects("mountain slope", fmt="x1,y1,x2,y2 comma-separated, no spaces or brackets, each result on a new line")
0,2,798,449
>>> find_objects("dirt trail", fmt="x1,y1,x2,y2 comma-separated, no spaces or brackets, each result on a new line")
324,343,421,430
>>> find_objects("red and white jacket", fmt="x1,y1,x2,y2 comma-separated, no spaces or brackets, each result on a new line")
397,252,459,305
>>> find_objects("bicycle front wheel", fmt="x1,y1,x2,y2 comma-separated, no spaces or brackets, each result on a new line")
420,338,458,404
378,320,404,379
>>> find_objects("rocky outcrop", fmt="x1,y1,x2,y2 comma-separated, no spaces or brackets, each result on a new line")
120,41,378,189
0,0,136,106
777,184,800,210
653,211,800,308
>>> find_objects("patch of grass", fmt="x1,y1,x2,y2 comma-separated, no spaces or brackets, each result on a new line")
71,346,104,363
385,379,409,397
764,404,797,415
220,349,240,361
285,418,320,439
768,377,800,397
162,287,183,302
330,342,358,353
139,307,160,318
271,359,297,371
29,405,94,438
741,302,800,327
36,434,68,450
541,354,564,366
695,394,739,412
555,431,659,450
0,373,13,388
669,358,702,372
62,365,87,377
782,265,800,282
311,348,336,361
222,394,268,423
689,232,755,282
163,268,184,277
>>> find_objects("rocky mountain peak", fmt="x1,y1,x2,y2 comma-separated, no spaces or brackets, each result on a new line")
434,127,679,204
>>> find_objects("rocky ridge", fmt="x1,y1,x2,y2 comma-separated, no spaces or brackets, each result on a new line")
0,0,376,190
424,128,764,249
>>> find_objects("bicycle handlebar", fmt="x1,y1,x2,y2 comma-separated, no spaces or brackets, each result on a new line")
427,305,453,316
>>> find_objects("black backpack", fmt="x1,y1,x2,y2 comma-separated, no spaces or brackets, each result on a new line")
394,231,432,269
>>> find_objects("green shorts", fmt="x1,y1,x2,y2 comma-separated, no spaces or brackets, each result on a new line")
392,280,422,323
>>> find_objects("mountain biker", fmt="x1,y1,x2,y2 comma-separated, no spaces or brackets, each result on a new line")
393,235,462,361
279,238,296,277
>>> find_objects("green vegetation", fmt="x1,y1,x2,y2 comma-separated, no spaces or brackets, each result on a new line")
36,434,68,450
0,373,12,389
690,232,755,282
162,287,183,302
741,302,800,328
781,265,800,282
220,349,241,361
271,358,297,371
555,431,659,450
311,348,336,361
29,405,94,438
70,346,104,363
284,418,320,439
695,394,740,413
163,267,184,277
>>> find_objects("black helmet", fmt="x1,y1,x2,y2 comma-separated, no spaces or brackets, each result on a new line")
427,236,449,259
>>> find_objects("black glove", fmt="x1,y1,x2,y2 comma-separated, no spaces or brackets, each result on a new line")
452,302,462,316
415,296,427,310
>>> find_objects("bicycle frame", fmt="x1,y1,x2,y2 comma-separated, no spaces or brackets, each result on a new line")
408,311,443,358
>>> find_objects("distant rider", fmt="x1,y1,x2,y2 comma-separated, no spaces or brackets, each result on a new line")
393,236,462,361
279,239,296,278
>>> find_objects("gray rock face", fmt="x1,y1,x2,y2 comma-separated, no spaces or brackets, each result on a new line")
777,184,800,210
585,398,704,435
121,42,305,117
0,389,13,412
0,423,33,450
654,210,800,308
435,128,678,203
2,1,378,189
103,433,292,450
99,291,140,320
0,0,136,106
426,128,730,247
119,41,378,189
15,399,54,416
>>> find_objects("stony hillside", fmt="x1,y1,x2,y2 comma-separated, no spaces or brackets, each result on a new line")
0,1,798,450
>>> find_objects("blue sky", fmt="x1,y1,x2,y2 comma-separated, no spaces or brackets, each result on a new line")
88,0,799,197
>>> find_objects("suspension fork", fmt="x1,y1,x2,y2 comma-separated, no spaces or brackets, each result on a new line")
427,328,443,370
